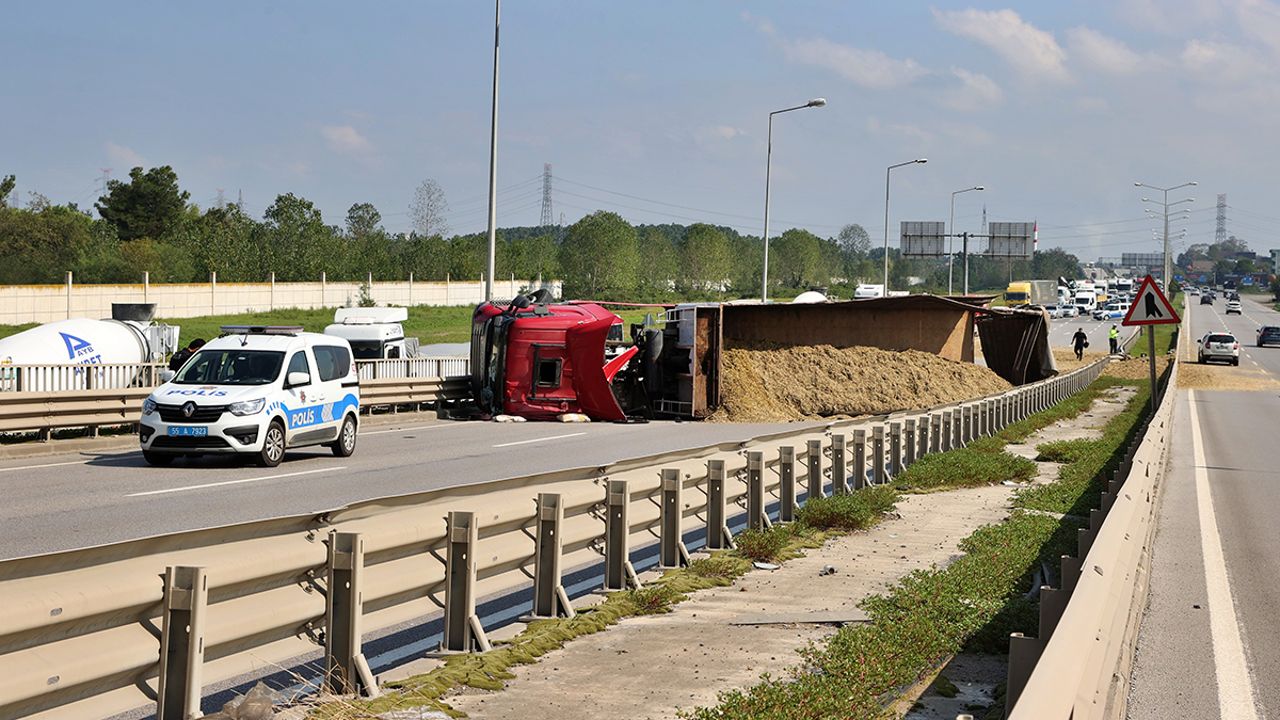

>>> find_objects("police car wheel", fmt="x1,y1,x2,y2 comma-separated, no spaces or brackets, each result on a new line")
331,415,357,457
258,420,286,467
143,451,174,467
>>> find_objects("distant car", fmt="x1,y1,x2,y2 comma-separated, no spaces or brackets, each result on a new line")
1060,304,1079,318
1226,300,1242,315
1257,326,1280,347
1197,332,1240,365
1200,294,1214,305
1188,287,1199,295
1106,302,1130,320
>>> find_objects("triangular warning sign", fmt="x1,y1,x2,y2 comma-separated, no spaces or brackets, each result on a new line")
1122,275,1180,326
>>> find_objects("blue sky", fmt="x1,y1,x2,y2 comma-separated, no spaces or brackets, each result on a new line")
5,0,1280,260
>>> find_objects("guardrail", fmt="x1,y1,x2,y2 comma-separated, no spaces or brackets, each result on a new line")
1007,351,1177,719
0,359,1108,719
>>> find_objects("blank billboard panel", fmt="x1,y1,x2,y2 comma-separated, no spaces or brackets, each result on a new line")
900,221,947,257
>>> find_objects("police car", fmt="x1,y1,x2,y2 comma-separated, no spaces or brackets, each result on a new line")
139,326,360,467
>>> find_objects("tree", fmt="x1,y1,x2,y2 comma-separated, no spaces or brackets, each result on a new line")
770,228,823,289
680,224,732,293
0,175,14,208
726,234,762,296
410,179,449,238
95,165,190,241
1031,248,1082,282
837,223,871,259
635,227,679,299
559,211,639,298
262,193,337,280
345,203,382,238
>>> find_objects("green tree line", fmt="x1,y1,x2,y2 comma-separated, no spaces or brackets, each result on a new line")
0,166,1081,299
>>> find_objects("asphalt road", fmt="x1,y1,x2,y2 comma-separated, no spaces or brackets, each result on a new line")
0,418,821,560
1129,294,1280,719
1045,311,1125,355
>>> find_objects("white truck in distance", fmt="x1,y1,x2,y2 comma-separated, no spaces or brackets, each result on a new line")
323,307,419,360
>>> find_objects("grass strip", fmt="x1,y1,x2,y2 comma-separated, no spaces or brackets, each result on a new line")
309,487,900,718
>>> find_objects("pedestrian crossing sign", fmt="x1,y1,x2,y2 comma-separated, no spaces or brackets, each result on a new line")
1122,275,1180,326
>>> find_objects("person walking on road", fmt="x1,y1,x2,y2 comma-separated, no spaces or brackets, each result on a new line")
168,338,205,372
1072,328,1088,361
1108,325,1120,355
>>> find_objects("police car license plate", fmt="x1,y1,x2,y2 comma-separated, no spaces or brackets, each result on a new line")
168,426,208,437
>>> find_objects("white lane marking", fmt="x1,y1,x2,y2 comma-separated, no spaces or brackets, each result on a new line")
125,466,344,497
361,423,465,437
0,459,92,474
1188,390,1262,720
492,432,587,448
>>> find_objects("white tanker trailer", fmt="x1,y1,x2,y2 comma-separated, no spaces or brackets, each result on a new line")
0,304,180,392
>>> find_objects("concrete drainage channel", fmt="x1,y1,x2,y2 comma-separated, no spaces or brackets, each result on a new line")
0,361,1104,720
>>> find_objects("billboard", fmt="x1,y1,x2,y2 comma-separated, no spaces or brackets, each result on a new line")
987,222,1034,258
900,221,947,257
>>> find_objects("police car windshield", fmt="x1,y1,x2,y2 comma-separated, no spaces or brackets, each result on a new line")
172,350,285,385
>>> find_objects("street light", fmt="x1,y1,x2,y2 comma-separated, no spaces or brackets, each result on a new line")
948,185,984,295
483,0,501,301
1135,180,1196,287
760,97,827,302
884,158,928,292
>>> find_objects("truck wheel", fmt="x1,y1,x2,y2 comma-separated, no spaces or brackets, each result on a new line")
330,415,357,457
258,420,286,467
143,451,174,467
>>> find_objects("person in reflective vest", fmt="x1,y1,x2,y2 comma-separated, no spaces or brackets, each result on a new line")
1109,325,1120,355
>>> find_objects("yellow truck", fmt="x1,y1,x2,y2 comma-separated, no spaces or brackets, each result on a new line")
1005,280,1057,307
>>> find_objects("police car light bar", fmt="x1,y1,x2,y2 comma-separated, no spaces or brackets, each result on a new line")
219,325,304,335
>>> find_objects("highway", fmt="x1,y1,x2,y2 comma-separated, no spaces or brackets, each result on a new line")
0,418,822,560
1129,293,1280,719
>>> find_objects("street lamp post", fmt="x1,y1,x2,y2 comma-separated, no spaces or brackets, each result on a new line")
948,185,984,295
1134,180,1196,289
883,159,927,293
483,0,501,302
761,98,826,302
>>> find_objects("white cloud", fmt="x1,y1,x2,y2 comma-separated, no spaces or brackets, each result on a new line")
1117,0,1225,34
1181,38,1268,81
1233,0,1280,55
105,141,146,169
781,37,928,89
320,125,373,155
710,125,746,140
943,67,1004,111
740,10,775,37
1066,26,1152,75
933,8,1070,82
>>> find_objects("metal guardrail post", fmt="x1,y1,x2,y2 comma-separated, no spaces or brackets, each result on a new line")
872,425,886,484
952,407,963,448
983,399,994,436
889,421,902,477
603,480,641,591
325,532,377,697
961,406,973,445
831,434,848,495
157,566,207,720
904,418,917,467
1005,633,1044,717
529,493,574,618
806,439,824,501
659,469,691,569
940,411,952,452
438,511,492,653
778,446,796,522
705,460,733,550
1039,585,1069,642
929,412,941,454
747,451,770,531
852,429,867,490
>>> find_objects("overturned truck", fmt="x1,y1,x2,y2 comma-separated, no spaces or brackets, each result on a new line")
469,292,1053,422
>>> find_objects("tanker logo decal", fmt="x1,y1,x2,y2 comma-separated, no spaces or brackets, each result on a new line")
59,333,94,361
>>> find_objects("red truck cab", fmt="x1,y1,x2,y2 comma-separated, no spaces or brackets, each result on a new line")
470,298,632,421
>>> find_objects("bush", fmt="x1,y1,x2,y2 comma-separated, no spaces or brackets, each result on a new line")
733,527,792,563
796,486,899,531
624,584,682,615
894,448,1037,491
686,554,749,583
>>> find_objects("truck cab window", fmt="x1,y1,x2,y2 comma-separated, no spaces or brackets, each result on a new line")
536,358,562,388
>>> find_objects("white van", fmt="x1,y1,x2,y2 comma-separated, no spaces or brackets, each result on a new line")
139,326,360,467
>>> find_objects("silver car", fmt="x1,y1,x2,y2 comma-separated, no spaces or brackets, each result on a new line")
1197,332,1240,366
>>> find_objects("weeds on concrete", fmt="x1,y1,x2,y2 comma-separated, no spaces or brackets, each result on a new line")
894,448,1037,492
308,485,900,718
794,486,899,530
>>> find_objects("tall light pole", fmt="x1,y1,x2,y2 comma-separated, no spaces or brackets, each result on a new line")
760,97,826,302
948,185,984,295
883,158,927,293
1134,180,1196,289
484,0,501,302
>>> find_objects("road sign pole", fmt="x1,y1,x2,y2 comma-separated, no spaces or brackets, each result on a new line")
1147,328,1157,415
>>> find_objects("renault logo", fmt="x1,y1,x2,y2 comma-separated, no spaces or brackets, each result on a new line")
182,401,197,418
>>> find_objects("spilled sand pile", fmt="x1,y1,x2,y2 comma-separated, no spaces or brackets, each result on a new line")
710,344,1012,423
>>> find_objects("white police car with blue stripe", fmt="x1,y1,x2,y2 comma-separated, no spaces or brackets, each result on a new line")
139,326,360,467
